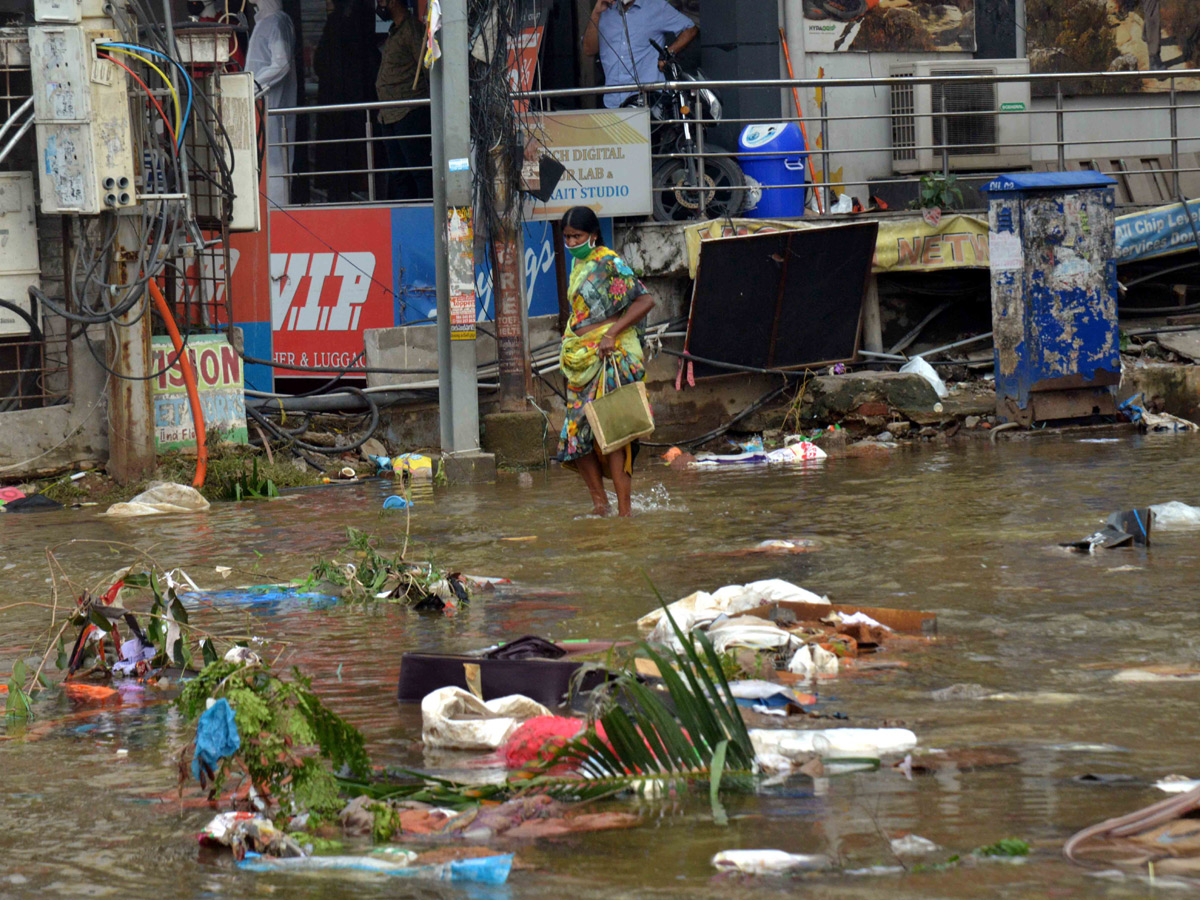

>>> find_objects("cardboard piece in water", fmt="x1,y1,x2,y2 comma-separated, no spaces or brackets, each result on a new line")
151,334,248,450
683,221,879,377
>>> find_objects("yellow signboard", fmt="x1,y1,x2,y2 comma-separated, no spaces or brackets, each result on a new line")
526,108,653,221
684,214,990,278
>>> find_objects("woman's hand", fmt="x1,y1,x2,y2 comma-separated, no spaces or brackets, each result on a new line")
597,333,617,357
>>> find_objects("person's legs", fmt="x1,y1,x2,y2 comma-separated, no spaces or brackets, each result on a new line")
574,452,610,515
1143,0,1162,69
404,106,433,201
606,448,633,517
381,118,417,200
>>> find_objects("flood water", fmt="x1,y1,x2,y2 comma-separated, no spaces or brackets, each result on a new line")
4,432,1200,898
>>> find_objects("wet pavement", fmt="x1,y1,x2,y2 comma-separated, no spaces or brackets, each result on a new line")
4,432,1200,898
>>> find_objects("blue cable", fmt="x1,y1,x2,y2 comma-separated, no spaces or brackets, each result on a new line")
97,41,194,151
1132,508,1147,541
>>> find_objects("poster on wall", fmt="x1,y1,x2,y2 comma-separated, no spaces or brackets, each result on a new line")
151,334,248,450
267,208,396,377
1027,0,1200,94
802,0,975,53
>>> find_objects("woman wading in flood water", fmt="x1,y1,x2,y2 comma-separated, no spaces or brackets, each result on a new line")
556,206,655,517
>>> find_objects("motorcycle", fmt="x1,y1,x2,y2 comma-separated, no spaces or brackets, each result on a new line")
641,39,746,223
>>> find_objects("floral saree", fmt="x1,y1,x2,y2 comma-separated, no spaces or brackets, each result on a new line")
557,246,651,464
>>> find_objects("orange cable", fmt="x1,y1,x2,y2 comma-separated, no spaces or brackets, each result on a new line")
148,279,207,488
778,28,823,214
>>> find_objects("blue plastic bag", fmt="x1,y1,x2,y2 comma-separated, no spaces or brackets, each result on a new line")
192,698,240,782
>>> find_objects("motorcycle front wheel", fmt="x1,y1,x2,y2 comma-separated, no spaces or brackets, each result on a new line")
651,147,747,223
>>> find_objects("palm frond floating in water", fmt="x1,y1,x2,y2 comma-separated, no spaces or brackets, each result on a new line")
340,599,757,813
548,600,755,786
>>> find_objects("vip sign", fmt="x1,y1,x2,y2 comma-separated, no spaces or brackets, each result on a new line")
268,208,395,376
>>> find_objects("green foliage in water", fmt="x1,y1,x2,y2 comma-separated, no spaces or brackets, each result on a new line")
5,659,36,718
305,527,464,607
60,569,207,677
177,659,370,816
975,838,1030,858
216,457,280,501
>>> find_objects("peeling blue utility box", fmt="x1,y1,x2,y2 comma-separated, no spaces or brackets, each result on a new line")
982,172,1120,425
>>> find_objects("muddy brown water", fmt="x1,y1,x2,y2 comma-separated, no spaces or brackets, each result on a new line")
3,433,1200,898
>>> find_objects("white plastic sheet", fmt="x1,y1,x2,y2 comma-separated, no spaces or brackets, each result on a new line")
639,579,829,633
706,615,802,655
105,482,211,516
749,727,918,762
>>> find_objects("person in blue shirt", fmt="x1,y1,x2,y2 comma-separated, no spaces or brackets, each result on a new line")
582,0,698,108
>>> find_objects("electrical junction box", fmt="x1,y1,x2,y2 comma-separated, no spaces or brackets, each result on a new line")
0,172,41,337
29,25,138,215
215,72,259,232
32,0,109,26
0,172,40,274
0,273,42,336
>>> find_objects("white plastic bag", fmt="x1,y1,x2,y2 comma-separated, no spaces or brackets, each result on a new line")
1151,501,1200,529
899,356,948,399
640,580,829,648
766,442,827,464
105,482,211,517
787,643,839,677
420,687,550,750
830,193,854,214
712,849,827,875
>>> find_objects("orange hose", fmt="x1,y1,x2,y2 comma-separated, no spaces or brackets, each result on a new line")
779,27,823,215
148,279,207,488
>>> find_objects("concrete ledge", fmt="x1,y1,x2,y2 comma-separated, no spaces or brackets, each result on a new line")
1120,363,1200,422
442,451,497,484
0,334,109,478
802,372,943,424
482,410,554,469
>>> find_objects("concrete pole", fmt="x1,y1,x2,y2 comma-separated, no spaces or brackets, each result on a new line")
432,0,481,453
106,215,156,483
1014,0,1026,59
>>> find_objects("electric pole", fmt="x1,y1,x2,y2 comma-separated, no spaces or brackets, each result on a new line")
431,0,495,479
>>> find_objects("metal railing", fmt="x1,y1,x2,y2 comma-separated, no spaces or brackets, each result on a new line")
0,293,71,411
267,68,1200,219
269,97,434,206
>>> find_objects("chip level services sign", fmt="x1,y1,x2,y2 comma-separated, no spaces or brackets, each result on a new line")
152,334,249,450
527,108,652,221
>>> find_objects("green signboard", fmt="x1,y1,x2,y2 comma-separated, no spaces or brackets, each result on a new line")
151,334,248,450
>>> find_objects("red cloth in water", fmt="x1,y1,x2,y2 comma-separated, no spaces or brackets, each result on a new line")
502,715,595,770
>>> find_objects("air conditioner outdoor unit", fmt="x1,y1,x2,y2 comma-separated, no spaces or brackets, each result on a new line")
890,59,1032,174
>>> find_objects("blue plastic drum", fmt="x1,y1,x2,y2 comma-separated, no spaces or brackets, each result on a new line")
738,122,809,219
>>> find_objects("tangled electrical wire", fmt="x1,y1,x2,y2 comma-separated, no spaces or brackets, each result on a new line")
466,0,537,267
28,0,240,387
